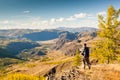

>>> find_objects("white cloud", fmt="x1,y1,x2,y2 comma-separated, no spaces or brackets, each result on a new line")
49,18,56,25
50,18,56,22
56,18,64,22
66,16,76,21
0,20,15,25
87,14,97,19
2,20,9,24
41,20,48,24
74,13,87,18
66,13,87,21
0,12,98,29
48,13,87,23
23,10,30,14
97,11,106,15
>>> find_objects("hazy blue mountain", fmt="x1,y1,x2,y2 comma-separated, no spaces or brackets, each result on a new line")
0,29,40,38
56,27,97,33
21,30,76,41
22,30,60,41
0,27,97,41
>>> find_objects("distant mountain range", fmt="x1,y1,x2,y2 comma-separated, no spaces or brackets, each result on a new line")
21,30,77,41
56,27,97,33
0,29,40,38
0,27,97,41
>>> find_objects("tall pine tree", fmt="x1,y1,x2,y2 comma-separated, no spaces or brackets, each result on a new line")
92,5,120,63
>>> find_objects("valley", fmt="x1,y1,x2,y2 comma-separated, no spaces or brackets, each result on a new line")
0,27,98,79
0,26,120,80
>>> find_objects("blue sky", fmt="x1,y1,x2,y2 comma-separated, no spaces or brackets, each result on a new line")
0,0,120,29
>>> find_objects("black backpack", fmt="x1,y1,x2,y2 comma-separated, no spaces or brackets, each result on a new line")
84,47,89,57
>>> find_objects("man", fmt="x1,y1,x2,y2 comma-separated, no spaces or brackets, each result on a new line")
82,43,91,69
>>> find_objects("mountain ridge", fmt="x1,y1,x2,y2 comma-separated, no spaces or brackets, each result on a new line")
56,27,97,33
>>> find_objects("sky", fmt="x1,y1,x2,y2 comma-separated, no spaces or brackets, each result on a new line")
0,0,120,29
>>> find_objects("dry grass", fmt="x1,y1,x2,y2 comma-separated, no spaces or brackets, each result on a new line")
25,63,36,68
90,69,120,80
43,56,74,65
85,64,120,80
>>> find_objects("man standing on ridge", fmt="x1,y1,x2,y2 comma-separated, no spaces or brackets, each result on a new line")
82,43,91,69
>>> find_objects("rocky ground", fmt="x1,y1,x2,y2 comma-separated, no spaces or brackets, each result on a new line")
45,64,120,80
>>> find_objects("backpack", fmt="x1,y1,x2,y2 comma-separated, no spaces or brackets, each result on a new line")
84,47,89,57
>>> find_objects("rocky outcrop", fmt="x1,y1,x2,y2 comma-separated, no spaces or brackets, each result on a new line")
53,32,76,50
60,41,82,56
56,67,85,80
77,32,96,42
53,31,96,56
54,33,67,50
54,39,82,56
44,65,87,80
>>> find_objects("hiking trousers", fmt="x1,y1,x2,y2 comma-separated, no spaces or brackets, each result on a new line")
83,57,91,69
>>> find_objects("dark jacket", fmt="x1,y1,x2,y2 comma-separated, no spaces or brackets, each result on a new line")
82,47,89,57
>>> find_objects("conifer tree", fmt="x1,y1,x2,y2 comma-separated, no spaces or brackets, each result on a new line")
74,49,81,66
92,5,120,63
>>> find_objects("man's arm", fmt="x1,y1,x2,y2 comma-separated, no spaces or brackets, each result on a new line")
81,48,85,56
